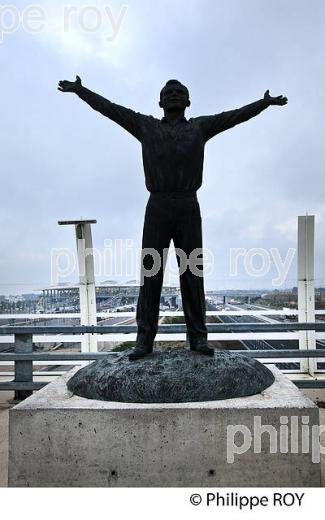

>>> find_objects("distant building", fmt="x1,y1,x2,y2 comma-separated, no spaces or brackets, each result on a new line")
42,281,180,312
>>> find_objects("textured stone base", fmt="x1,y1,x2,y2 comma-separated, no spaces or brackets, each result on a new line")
9,365,321,487
67,349,275,402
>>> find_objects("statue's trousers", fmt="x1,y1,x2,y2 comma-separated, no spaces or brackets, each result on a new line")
136,191,208,349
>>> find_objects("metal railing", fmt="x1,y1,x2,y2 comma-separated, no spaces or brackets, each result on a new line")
1,322,325,399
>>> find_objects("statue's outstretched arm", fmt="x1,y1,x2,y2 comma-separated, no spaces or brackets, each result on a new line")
197,90,288,141
58,76,146,140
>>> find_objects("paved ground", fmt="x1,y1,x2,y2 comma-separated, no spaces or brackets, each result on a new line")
0,391,12,487
1,387,324,487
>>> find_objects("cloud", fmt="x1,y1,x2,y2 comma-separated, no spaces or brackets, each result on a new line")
1,0,325,293
32,1,131,67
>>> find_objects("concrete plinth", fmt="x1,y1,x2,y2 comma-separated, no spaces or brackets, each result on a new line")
9,365,321,487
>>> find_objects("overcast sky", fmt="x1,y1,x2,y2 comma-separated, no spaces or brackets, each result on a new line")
1,0,324,294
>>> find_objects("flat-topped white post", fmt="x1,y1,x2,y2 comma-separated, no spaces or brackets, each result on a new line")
297,215,315,374
58,219,97,352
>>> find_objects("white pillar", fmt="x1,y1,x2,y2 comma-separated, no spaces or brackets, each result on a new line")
297,215,315,374
58,219,97,352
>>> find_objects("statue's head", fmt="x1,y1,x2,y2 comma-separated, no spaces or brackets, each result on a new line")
159,80,191,111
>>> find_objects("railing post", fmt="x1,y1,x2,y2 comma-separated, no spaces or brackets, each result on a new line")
76,222,97,353
14,333,33,401
298,215,316,375
58,219,98,353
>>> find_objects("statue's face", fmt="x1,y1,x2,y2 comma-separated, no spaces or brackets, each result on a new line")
159,83,190,111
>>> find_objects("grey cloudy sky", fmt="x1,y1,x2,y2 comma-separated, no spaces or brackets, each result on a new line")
1,0,324,294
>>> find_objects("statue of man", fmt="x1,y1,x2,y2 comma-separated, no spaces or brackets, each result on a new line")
58,76,287,360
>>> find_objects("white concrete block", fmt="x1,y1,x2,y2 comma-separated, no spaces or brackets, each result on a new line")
8,365,321,487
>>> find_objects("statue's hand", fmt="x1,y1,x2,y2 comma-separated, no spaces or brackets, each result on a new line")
264,89,288,106
58,75,82,93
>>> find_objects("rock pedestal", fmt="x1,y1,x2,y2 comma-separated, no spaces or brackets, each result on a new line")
67,349,275,403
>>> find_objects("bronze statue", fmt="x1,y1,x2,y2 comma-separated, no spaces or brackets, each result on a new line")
58,76,287,360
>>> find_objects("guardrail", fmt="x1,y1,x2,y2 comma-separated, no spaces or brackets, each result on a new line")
1,322,325,399
2,310,325,345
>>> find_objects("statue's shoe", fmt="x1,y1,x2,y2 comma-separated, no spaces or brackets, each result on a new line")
190,343,214,356
129,345,153,361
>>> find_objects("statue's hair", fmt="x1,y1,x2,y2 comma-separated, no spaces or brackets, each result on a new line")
160,80,189,101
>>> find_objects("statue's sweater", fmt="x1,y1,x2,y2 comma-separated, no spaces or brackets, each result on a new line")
77,86,269,193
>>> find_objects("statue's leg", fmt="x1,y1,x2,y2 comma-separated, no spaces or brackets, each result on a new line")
134,196,172,354
172,196,211,353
